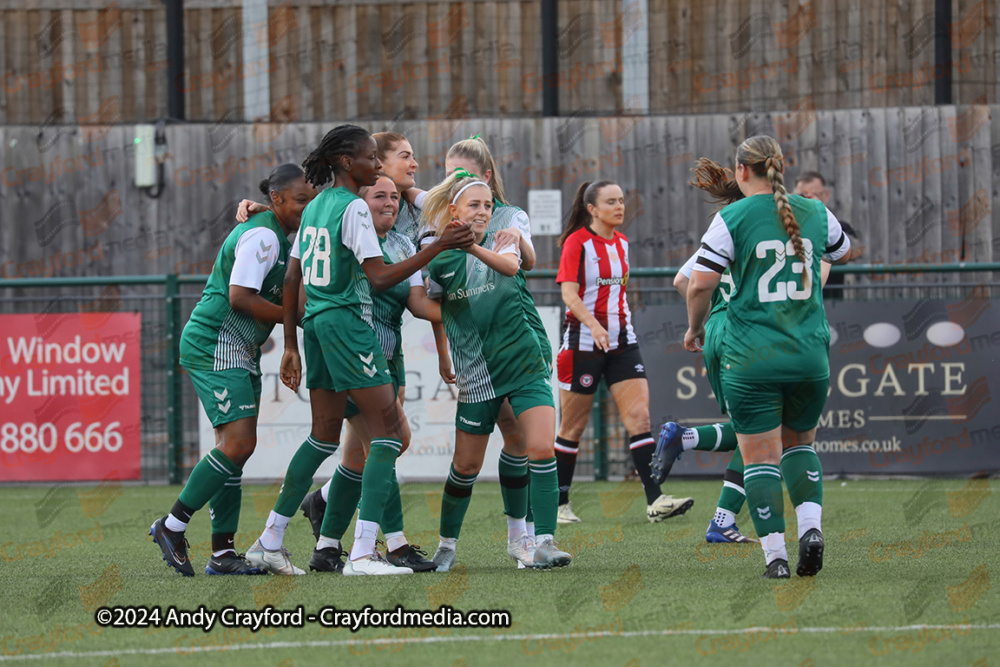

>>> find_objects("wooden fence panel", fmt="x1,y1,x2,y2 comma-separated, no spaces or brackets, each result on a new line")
1,109,998,293
2,0,998,123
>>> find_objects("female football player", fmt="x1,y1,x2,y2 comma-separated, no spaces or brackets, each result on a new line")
245,125,473,576
554,180,693,525
423,171,571,570
295,175,441,573
149,163,316,576
684,136,851,578
654,159,836,546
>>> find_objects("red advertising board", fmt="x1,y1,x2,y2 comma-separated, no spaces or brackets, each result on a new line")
0,313,142,481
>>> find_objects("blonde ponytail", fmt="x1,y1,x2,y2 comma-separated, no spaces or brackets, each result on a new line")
737,135,810,289
420,171,491,237
446,137,508,205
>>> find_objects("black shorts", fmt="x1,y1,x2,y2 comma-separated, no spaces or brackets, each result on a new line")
557,344,647,395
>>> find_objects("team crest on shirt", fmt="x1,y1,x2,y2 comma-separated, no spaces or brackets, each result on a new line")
474,258,488,273
580,374,594,387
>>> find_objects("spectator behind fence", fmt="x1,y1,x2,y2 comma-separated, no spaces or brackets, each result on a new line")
794,172,859,301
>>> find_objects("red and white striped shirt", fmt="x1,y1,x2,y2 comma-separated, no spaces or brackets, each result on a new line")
556,226,637,352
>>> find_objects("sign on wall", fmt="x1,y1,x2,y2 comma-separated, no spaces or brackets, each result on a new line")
0,313,142,481
641,296,998,476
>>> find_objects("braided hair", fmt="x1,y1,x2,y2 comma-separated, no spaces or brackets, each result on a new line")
737,135,808,288
301,124,373,188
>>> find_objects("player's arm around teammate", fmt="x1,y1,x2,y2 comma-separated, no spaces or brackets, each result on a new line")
685,136,851,579
422,172,571,571
246,125,474,577
427,137,539,382
434,138,551,552
554,181,693,526
296,177,441,574
149,164,316,577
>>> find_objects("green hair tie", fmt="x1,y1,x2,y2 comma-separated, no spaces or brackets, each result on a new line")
452,167,479,180
469,133,481,140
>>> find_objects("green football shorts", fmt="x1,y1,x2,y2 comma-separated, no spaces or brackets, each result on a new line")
702,317,727,415
184,365,262,428
721,375,829,435
303,307,392,393
345,356,404,418
455,376,555,435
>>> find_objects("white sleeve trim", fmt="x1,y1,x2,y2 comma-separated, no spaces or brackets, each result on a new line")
510,209,534,250
679,252,698,278
694,213,733,273
230,227,281,291
417,221,438,247
426,277,444,300
492,235,523,266
289,228,301,260
823,207,851,262
414,190,427,209
341,199,384,264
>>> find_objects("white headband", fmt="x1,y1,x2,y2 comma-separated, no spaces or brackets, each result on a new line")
451,181,490,206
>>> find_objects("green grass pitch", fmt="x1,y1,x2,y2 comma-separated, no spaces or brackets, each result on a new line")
0,479,996,666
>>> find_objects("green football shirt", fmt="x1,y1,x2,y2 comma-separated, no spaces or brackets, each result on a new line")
694,193,850,381
427,238,548,403
371,230,422,362
296,187,383,324
181,210,290,373
393,200,423,247
487,202,552,365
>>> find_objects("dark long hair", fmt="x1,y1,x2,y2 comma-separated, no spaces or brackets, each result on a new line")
301,124,372,188
259,163,304,197
558,180,615,247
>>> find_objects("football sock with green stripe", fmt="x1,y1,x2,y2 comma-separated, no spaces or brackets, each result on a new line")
439,465,478,540
272,436,340,517
555,437,579,505
209,472,242,554
781,444,823,538
357,438,401,523
628,433,662,505
169,448,241,531
744,463,786,564
682,423,739,452
380,467,404,536
529,457,559,538
498,451,529,519
319,464,364,540
715,447,746,527
350,438,403,560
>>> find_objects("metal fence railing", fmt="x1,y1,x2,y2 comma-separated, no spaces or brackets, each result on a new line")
2,263,998,483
